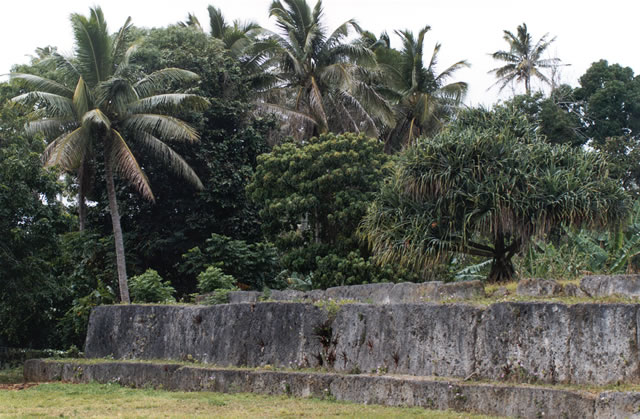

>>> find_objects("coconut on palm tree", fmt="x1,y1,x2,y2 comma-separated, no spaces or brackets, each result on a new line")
489,23,560,95
10,7,207,303
259,0,393,139
376,26,469,150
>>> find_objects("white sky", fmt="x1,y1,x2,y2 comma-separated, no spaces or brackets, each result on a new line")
1,0,638,107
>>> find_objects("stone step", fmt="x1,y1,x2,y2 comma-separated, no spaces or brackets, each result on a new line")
85,302,640,386
23,359,640,419
225,280,485,304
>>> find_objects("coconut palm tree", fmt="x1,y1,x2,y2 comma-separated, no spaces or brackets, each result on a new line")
260,0,393,139
179,6,262,56
207,5,262,55
378,26,469,150
489,23,560,95
10,7,207,303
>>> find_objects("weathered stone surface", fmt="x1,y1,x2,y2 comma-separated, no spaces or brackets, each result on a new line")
227,291,261,304
516,278,563,297
25,359,623,418
85,301,640,385
595,392,640,418
475,303,640,385
581,275,640,297
85,303,327,369
330,304,482,378
226,281,484,305
564,283,588,298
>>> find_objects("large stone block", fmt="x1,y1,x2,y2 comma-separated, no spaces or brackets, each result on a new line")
475,303,640,385
24,359,628,418
581,275,640,297
227,281,485,305
85,300,640,385
85,303,327,369
330,304,482,377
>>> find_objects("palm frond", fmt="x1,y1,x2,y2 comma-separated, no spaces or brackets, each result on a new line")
109,129,154,201
8,73,73,97
208,5,228,38
112,16,133,66
123,114,200,142
25,118,78,138
127,94,209,114
82,108,111,132
134,68,200,98
43,127,89,170
135,132,203,190
12,91,74,117
72,77,91,117
71,6,112,85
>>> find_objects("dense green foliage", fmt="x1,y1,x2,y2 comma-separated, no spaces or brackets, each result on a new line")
4,0,640,348
362,106,630,282
94,26,275,296
129,269,176,303
248,132,419,287
0,87,70,347
180,234,279,290
9,8,207,303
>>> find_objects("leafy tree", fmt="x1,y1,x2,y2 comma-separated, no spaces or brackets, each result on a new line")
489,23,560,95
378,26,469,150
9,7,207,303
248,132,414,287
180,234,279,290
260,0,393,139
505,89,585,147
574,60,640,143
574,60,640,191
362,106,630,282
96,25,275,295
0,84,70,347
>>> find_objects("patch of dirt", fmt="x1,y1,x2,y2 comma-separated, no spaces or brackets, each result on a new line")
0,382,38,390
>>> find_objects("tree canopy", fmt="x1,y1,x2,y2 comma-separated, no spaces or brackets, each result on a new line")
362,106,630,282
9,7,207,302
489,23,560,94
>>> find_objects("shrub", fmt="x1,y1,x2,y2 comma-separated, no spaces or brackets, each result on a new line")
197,266,236,294
129,269,176,303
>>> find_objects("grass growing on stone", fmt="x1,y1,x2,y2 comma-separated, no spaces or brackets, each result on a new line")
1,367,495,418
450,278,640,306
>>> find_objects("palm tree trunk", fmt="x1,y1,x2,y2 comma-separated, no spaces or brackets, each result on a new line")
77,162,87,231
104,151,130,304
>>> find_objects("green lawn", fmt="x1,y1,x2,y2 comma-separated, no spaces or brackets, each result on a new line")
0,367,497,418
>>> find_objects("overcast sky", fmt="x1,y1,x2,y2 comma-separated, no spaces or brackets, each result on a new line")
1,0,637,106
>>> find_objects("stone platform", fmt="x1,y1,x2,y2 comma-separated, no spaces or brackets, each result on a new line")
24,359,640,419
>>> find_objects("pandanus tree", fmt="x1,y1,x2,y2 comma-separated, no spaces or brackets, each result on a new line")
260,0,393,139
489,23,560,95
10,7,207,303
379,26,469,150
361,106,630,282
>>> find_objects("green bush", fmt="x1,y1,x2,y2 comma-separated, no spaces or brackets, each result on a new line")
197,266,236,294
181,234,280,290
129,269,176,303
247,132,390,287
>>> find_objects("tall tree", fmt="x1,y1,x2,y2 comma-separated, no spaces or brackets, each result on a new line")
362,106,629,282
574,60,640,193
0,83,71,347
378,26,468,150
489,23,559,95
260,0,393,139
10,7,207,303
